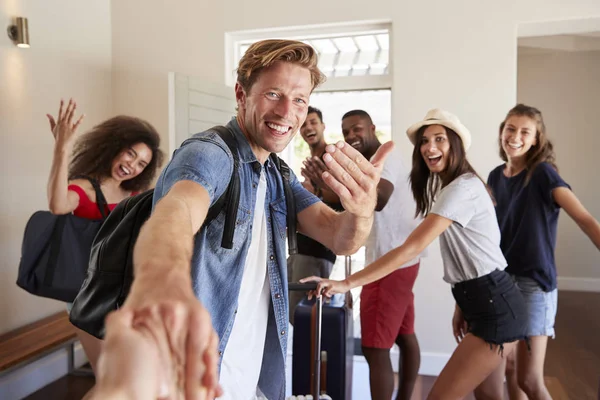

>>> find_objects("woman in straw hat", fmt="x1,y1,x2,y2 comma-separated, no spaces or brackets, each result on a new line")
302,109,528,399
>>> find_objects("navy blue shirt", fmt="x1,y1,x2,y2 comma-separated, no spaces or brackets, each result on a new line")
296,199,342,264
487,162,570,291
296,150,343,264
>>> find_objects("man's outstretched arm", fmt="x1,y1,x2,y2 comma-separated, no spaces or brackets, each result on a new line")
125,180,222,399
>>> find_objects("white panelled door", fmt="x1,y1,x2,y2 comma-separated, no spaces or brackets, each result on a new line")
168,72,237,154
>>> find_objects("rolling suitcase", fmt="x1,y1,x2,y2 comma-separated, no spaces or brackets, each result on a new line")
290,256,354,400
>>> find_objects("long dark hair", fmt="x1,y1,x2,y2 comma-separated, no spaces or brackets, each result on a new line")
69,116,164,192
410,125,483,217
499,104,557,184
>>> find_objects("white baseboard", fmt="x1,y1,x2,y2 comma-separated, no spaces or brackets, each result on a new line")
0,342,88,400
285,341,450,398
390,348,450,376
353,352,450,398
417,352,451,376
557,276,600,292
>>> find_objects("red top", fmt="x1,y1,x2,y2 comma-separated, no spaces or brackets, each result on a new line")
68,184,117,220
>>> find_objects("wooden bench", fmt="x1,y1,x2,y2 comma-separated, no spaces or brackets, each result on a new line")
0,311,80,378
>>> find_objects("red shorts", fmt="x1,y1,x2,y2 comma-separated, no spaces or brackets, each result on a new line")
360,262,419,349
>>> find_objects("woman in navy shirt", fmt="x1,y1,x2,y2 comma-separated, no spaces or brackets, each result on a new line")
477,104,600,400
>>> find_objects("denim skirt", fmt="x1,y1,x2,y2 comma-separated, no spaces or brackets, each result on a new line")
511,275,558,338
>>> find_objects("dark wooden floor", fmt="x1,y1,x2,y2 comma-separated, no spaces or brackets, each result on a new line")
409,375,572,400
24,291,600,399
24,372,94,400
545,290,600,400
410,290,599,400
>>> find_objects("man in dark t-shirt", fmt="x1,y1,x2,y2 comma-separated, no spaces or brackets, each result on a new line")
287,106,343,323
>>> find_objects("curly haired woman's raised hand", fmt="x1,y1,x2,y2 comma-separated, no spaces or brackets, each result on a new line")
46,98,85,147
46,98,86,215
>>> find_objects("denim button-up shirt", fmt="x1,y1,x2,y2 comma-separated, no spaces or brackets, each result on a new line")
153,118,320,399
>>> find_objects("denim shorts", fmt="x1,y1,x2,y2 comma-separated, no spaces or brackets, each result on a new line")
511,275,557,338
452,269,528,350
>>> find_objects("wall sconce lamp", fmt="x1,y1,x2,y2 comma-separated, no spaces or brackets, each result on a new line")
7,17,30,48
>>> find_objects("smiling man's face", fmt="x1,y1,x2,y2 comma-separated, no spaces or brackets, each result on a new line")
341,115,378,157
235,61,312,163
300,111,325,147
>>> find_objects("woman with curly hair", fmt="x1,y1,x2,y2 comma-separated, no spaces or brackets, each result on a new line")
46,98,164,373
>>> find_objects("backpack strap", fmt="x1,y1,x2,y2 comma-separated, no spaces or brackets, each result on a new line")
270,154,298,255
199,125,297,253
209,125,241,249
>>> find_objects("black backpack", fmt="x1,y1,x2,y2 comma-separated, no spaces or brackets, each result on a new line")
69,125,298,339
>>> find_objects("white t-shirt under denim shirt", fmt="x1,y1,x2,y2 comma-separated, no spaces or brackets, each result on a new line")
219,169,270,400
429,173,507,284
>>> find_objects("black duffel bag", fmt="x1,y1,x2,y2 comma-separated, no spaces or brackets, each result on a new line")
16,177,108,303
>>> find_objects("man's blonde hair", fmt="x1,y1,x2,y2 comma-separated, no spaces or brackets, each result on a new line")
237,39,326,92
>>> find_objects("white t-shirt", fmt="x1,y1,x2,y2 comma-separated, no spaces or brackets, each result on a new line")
365,146,427,266
219,170,270,400
430,173,507,284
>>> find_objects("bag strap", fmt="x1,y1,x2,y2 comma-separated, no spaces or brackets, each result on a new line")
270,154,298,255
71,175,109,220
44,216,67,287
88,178,109,220
209,125,240,249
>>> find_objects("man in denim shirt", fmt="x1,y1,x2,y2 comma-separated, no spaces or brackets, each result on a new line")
124,39,393,399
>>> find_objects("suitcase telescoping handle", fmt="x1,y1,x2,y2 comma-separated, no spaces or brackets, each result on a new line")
287,282,323,398
288,282,318,292
345,255,351,278
344,255,353,309
312,287,323,398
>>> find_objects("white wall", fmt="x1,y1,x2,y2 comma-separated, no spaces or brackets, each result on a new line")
109,0,600,368
0,1,112,335
518,49,600,285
